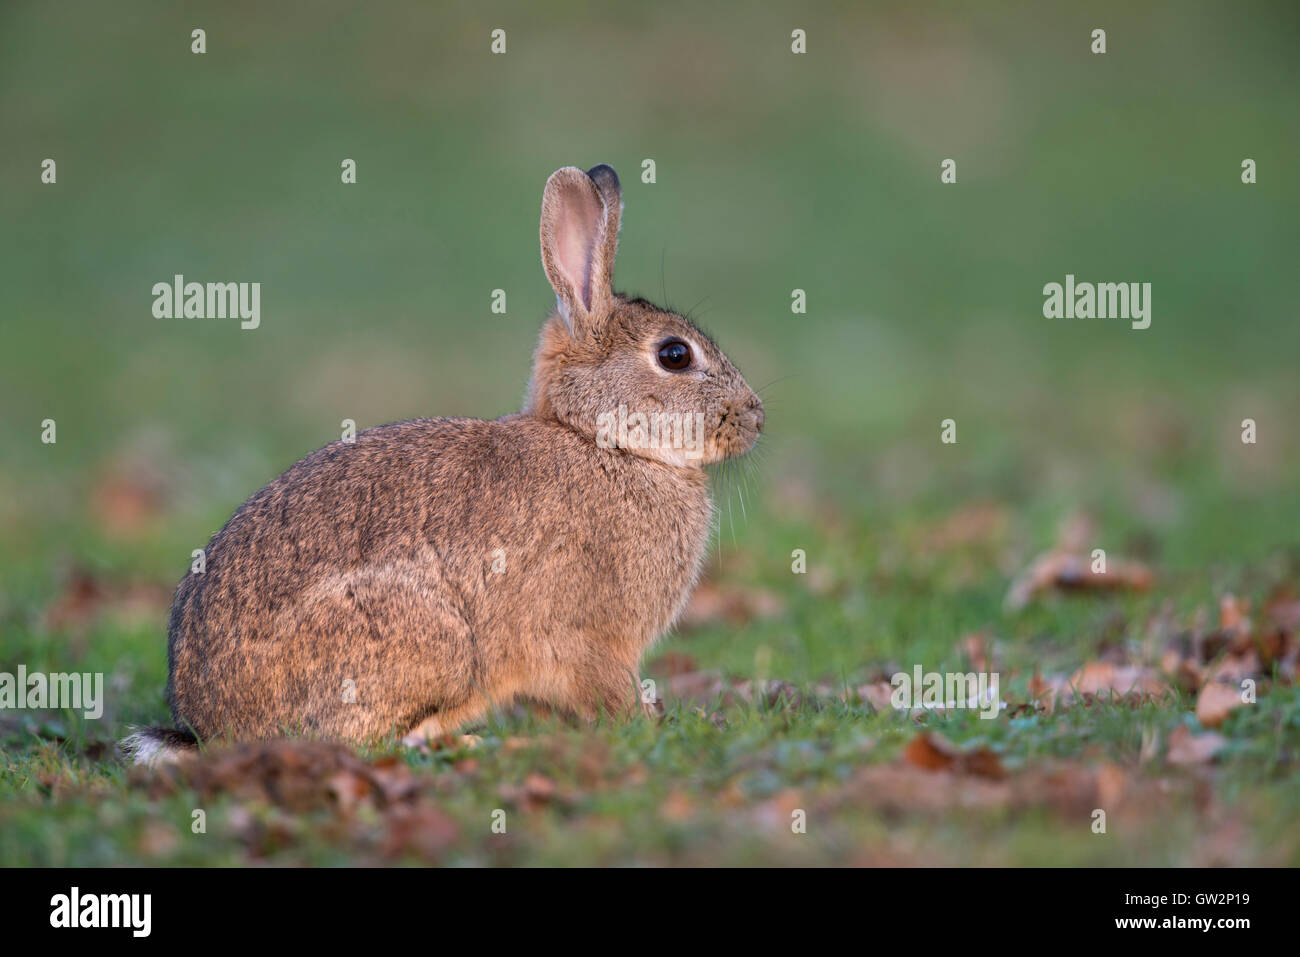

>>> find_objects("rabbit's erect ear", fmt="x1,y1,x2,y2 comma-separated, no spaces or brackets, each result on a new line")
586,163,622,274
540,165,620,337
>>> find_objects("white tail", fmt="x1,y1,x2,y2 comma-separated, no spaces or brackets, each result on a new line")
119,726,198,766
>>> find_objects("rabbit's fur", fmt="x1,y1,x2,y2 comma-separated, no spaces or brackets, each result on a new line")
123,164,762,763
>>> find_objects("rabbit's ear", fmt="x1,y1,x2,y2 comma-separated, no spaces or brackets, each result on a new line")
540,165,620,337
586,163,622,277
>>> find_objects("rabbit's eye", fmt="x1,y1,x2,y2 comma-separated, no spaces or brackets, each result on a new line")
657,338,692,372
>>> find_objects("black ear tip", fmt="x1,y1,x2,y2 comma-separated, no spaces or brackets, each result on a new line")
587,164,620,194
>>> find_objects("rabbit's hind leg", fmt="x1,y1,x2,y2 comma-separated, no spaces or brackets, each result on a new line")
283,560,483,744
401,698,491,747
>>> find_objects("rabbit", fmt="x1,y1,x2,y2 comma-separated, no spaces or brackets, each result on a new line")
121,163,764,765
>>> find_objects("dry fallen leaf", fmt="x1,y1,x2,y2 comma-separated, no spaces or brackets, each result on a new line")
833,755,1206,826
660,790,695,823
500,772,562,812
1006,551,1153,611
1033,662,1172,712
960,632,993,673
1166,724,1227,765
901,732,1005,779
380,804,460,860
1203,650,1262,686
853,681,897,713
901,732,954,771
1264,591,1300,632
142,740,422,816
1005,512,1153,611
1196,682,1246,729
1218,593,1251,635
1160,640,1206,692
1069,662,1171,699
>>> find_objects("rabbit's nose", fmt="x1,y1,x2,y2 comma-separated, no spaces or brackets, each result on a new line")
747,395,765,433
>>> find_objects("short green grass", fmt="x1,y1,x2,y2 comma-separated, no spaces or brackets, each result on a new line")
4,463,1299,866
2,0,1299,865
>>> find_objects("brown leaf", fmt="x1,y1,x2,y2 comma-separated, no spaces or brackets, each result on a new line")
836,758,1203,826
1160,640,1205,692
1005,515,1152,611
902,732,955,771
500,772,563,813
524,773,556,798
1166,725,1227,765
1218,594,1250,634
1196,682,1246,729
960,632,993,673
901,732,1004,779
1068,662,1171,700
1097,763,1128,808
1006,551,1153,611
1203,650,1262,686
842,765,1011,814
1264,591,1300,632
326,769,372,813
380,805,460,861
1033,663,1172,712
151,740,420,815
367,755,421,804
854,681,897,713
660,790,695,823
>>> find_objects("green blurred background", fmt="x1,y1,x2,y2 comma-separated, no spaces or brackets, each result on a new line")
2,0,1298,710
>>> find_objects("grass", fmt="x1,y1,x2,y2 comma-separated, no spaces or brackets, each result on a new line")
3,474,1299,866
2,0,1299,865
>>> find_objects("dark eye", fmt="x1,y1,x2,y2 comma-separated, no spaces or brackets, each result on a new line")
656,338,692,372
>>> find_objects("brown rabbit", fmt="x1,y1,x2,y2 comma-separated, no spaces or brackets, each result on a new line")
122,164,763,764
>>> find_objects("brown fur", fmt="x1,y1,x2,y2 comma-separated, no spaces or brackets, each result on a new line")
149,164,763,752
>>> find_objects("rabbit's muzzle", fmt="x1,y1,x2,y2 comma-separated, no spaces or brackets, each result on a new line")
711,393,764,461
